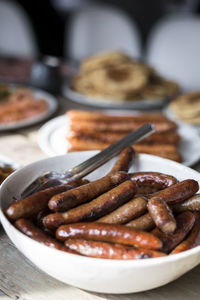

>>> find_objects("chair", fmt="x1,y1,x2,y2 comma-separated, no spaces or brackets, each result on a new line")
146,14,200,91
0,0,38,57
65,4,142,62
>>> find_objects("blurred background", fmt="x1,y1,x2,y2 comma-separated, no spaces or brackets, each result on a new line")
1,0,200,91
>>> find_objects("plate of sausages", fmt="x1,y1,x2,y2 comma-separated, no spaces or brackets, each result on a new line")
38,110,200,167
1,149,200,293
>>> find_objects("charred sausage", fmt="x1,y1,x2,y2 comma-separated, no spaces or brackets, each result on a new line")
148,197,176,234
56,222,162,250
108,147,135,175
97,196,147,224
170,212,200,254
6,180,86,221
152,211,195,253
129,172,178,189
65,239,166,259
15,218,73,253
44,180,136,229
48,172,128,212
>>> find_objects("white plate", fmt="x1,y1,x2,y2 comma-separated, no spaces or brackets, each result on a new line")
164,106,200,134
63,85,170,110
1,152,200,293
38,115,200,167
0,154,19,170
0,85,58,131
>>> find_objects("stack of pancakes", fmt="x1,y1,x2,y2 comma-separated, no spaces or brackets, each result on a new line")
169,91,200,125
65,110,182,162
71,51,179,102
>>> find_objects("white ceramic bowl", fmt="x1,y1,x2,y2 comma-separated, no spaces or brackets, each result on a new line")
1,152,200,294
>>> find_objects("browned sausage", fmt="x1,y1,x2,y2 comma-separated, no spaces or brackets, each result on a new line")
135,186,161,196
67,110,169,123
56,222,162,250
44,180,137,229
152,211,195,253
64,239,166,259
126,180,198,231
148,197,176,234
69,119,177,134
66,137,182,162
6,180,86,221
108,147,135,175
97,196,147,224
170,212,200,254
126,212,155,231
149,179,199,205
48,172,128,212
172,194,200,212
70,130,180,145
129,172,178,189
14,218,74,253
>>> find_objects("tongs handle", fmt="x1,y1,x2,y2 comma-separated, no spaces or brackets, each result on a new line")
64,123,155,180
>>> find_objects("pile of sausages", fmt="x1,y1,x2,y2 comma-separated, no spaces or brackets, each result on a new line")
66,110,182,162
5,148,200,260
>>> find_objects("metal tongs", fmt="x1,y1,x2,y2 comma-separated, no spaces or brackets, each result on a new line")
21,123,155,198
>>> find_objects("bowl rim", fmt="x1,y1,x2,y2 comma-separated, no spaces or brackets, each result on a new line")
1,152,200,268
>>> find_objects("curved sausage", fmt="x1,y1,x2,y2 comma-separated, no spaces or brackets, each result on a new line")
14,218,74,253
65,239,166,259
172,194,200,212
129,172,178,189
126,180,198,231
152,211,195,253
126,212,155,231
148,197,176,234
149,179,199,205
6,180,85,221
108,147,135,175
48,172,128,212
170,213,200,254
97,196,147,224
56,222,162,250
44,180,136,229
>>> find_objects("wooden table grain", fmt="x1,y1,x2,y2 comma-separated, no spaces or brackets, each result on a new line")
0,97,200,299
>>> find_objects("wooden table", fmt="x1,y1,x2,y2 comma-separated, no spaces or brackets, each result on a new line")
0,97,200,299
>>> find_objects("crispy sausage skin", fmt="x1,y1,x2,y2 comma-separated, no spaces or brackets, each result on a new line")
126,212,155,231
48,172,128,212
65,239,166,259
152,211,195,253
97,196,147,224
170,213,200,254
127,180,198,231
14,218,73,253
108,147,135,175
149,179,199,205
129,172,178,189
6,180,85,221
44,180,136,229
148,197,176,234
56,222,162,250
172,194,200,213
